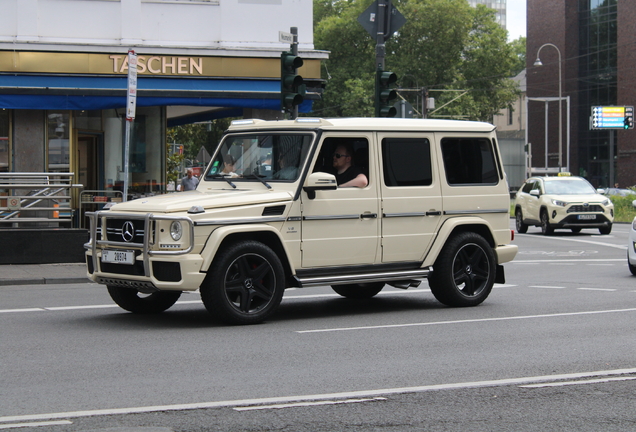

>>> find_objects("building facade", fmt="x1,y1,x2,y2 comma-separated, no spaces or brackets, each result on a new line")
527,0,635,187
0,0,325,204
468,0,507,27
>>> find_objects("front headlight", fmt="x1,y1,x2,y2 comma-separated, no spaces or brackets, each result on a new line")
170,221,183,241
601,199,610,206
551,199,568,207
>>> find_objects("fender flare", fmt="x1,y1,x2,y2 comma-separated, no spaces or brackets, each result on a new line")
199,224,296,274
422,216,496,267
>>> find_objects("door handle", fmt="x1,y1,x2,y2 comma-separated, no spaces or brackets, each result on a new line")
360,213,378,219
426,211,442,216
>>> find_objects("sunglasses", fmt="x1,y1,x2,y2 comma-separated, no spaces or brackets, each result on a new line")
333,153,350,159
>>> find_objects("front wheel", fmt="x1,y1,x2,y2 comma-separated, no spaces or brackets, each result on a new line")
428,232,496,307
201,241,285,325
540,211,554,235
599,224,612,235
107,286,181,314
515,209,528,234
331,283,385,299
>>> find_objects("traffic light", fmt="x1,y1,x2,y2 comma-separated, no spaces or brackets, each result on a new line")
624,115,633,129
375,70,397,117
280,51,305,116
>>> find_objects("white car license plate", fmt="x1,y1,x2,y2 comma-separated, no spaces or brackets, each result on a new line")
577,214,596,220
101,250,135,265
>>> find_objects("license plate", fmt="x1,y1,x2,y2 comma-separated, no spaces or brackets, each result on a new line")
577,214,596,220
101,249,135,265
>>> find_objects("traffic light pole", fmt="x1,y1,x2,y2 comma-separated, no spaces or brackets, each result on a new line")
290,27,299,120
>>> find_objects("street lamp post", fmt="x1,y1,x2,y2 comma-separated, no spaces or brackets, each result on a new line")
534,43,563,171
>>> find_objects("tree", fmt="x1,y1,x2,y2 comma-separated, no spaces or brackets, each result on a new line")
510,36,527,76
313,0,521,121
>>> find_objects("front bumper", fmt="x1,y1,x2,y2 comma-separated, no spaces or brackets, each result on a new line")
84,210,206,292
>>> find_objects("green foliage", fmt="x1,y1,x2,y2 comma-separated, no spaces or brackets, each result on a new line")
610,194,636,222
166,143,185,185
510,37,527,76
313,0,522,121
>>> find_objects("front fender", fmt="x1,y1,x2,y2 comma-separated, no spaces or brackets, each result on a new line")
199,224,295,274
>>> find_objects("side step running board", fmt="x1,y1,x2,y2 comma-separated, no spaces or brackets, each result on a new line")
294,268,431,288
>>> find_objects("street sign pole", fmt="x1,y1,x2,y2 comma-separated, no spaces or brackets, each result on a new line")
123,49,137,202
291,27,299,120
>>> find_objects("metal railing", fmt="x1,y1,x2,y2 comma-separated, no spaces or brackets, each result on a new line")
0,172,83,227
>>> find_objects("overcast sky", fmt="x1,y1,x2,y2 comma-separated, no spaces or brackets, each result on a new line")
506,0,526,41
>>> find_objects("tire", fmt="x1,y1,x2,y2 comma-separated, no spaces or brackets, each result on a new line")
540,211,554,235
428,232,496,307
331,282,385,299
107,286,181,314
629,253,636,276
515,208,528,234
201,240,285,325
571,227,582,233
599,224,612,235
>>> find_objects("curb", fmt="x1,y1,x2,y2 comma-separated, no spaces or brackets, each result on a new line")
0,277,92,287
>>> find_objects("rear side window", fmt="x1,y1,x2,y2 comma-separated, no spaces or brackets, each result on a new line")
382,137,432,187
441,137,499,185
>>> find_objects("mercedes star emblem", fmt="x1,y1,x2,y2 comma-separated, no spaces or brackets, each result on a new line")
122,221,135,242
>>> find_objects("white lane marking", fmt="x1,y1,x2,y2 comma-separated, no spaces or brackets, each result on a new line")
529,285,566,289
1,368,635,424
520,376,636,388
515,235,628,250
514,259,624,263
0,286,518,314
0,420,72,429
577,288,616,292
296,308,636,334
233,397,387,411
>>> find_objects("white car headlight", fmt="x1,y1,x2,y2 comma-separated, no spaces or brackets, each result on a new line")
170,221,183,241
551,199,568,207
601,199,610,206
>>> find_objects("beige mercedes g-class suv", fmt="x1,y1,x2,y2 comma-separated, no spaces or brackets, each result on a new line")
85,118,517,324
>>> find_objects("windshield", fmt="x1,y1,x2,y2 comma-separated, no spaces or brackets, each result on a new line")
205,133,313,182
543,178,597,195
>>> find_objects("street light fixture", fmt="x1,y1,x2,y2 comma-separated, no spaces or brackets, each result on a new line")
534,43,563,171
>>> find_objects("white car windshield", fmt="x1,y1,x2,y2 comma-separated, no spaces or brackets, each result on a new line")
543,179,596,195
205,133,313,182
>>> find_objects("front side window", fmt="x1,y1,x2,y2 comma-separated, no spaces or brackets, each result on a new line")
206,133,312,182
441,137,499,185
382,137,432,187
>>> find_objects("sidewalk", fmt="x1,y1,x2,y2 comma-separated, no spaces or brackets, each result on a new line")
0,263,90,286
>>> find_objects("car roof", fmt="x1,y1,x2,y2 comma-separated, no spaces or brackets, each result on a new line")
227,117,497,133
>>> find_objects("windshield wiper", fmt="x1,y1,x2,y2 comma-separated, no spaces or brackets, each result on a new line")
244,174,272,189
208,174,237,189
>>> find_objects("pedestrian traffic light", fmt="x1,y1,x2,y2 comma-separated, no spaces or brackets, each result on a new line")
624,115,633,129
280,51,305,116
375,70,397,117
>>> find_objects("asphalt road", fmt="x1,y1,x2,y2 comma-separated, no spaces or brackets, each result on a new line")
1,221,635,431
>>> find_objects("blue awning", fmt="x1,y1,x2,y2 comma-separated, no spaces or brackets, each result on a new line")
0,74,314,112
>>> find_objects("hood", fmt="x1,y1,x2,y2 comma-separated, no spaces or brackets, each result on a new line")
106,189,294,213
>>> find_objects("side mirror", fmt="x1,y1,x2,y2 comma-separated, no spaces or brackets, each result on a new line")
303,172,337,199
530,189,540,197
597,188,606,194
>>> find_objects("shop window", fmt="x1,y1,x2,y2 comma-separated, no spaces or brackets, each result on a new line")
74,110,102,131
0,110,9,172
47,111,70,172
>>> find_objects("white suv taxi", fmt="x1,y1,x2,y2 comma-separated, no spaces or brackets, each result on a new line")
85,118,517,324
514,174,614,235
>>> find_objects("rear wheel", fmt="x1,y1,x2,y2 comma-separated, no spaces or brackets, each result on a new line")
107,286,181,314
540,211,554,235
201,240,285,325
428,232,496,307
515,209,528,234
331,283,385,299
